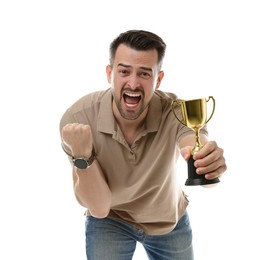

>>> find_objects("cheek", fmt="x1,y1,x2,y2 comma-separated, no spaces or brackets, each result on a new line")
113,75,127,87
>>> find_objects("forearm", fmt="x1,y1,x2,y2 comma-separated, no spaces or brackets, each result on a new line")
73,160,112,218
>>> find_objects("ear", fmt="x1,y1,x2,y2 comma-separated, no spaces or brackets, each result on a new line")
106,65,112,83
155,70,164,90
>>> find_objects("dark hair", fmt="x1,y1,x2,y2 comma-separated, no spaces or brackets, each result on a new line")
109,30,166,69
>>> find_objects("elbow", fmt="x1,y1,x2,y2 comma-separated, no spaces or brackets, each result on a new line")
91,193,112,218
91,192,112,218
87,198,111,219
77,199,111,218
74,197,110,218
91,208,110,219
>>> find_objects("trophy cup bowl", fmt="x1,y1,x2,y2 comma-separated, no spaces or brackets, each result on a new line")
172,96,220,186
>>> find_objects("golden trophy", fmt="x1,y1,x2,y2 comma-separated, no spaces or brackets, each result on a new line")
172,96,220,186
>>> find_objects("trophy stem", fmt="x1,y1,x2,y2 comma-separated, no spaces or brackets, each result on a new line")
192,128,202,155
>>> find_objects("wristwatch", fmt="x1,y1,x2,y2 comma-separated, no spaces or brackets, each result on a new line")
72,151,96,169
61,143,96,169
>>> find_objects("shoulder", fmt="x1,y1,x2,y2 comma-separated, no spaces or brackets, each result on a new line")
69,89,110,112
59,88,111,130
154,90,178,101
153,90,179,112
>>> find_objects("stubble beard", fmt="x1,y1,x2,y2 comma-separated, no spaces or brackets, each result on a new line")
115,97,148,120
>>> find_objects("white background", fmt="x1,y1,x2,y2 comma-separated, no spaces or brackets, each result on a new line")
0,0,272,259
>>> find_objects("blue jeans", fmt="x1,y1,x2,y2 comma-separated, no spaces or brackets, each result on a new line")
85,211,194,260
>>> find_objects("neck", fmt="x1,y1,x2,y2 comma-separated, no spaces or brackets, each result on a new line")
113,99,148,126
113,102,148,145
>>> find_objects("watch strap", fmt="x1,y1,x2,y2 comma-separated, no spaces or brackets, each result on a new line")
61,143,96,169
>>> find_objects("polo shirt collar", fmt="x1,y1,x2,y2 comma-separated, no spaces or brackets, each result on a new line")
97,89,162,134
146,92,162,133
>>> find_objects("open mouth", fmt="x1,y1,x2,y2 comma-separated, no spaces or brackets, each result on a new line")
123,92,142,107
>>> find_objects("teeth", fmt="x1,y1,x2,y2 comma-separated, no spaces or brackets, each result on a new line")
126,103,136,107
125,93,141,97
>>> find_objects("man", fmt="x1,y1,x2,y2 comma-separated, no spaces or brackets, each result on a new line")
60,30,226,260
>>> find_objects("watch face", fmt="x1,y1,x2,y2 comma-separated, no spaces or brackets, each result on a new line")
74,158,88,169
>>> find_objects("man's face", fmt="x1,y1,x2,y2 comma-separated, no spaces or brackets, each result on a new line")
107,44,164,120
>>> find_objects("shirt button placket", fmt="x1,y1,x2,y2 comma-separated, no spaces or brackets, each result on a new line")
129,150,136,162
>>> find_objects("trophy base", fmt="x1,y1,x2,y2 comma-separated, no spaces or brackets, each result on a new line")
185,156,220,186
185,177,220,186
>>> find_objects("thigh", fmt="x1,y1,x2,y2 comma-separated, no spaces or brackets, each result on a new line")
143,211,194,260
85,216,137,260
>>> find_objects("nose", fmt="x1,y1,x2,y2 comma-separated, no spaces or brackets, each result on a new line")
126,75,140,89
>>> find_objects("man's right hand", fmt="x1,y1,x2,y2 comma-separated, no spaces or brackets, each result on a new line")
61,123,93,158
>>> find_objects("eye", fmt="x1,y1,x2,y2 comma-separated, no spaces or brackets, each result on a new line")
118,69,130,76
140,71,152,79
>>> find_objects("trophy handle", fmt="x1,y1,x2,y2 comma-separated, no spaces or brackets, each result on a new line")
171,100,186,126
205,96,215,124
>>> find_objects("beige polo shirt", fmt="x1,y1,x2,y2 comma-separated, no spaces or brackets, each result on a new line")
60,88,208,235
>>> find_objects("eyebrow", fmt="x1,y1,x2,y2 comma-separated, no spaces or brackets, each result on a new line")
117,63,153,72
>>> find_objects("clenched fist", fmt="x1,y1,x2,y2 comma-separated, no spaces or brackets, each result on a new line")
62,123,93,158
